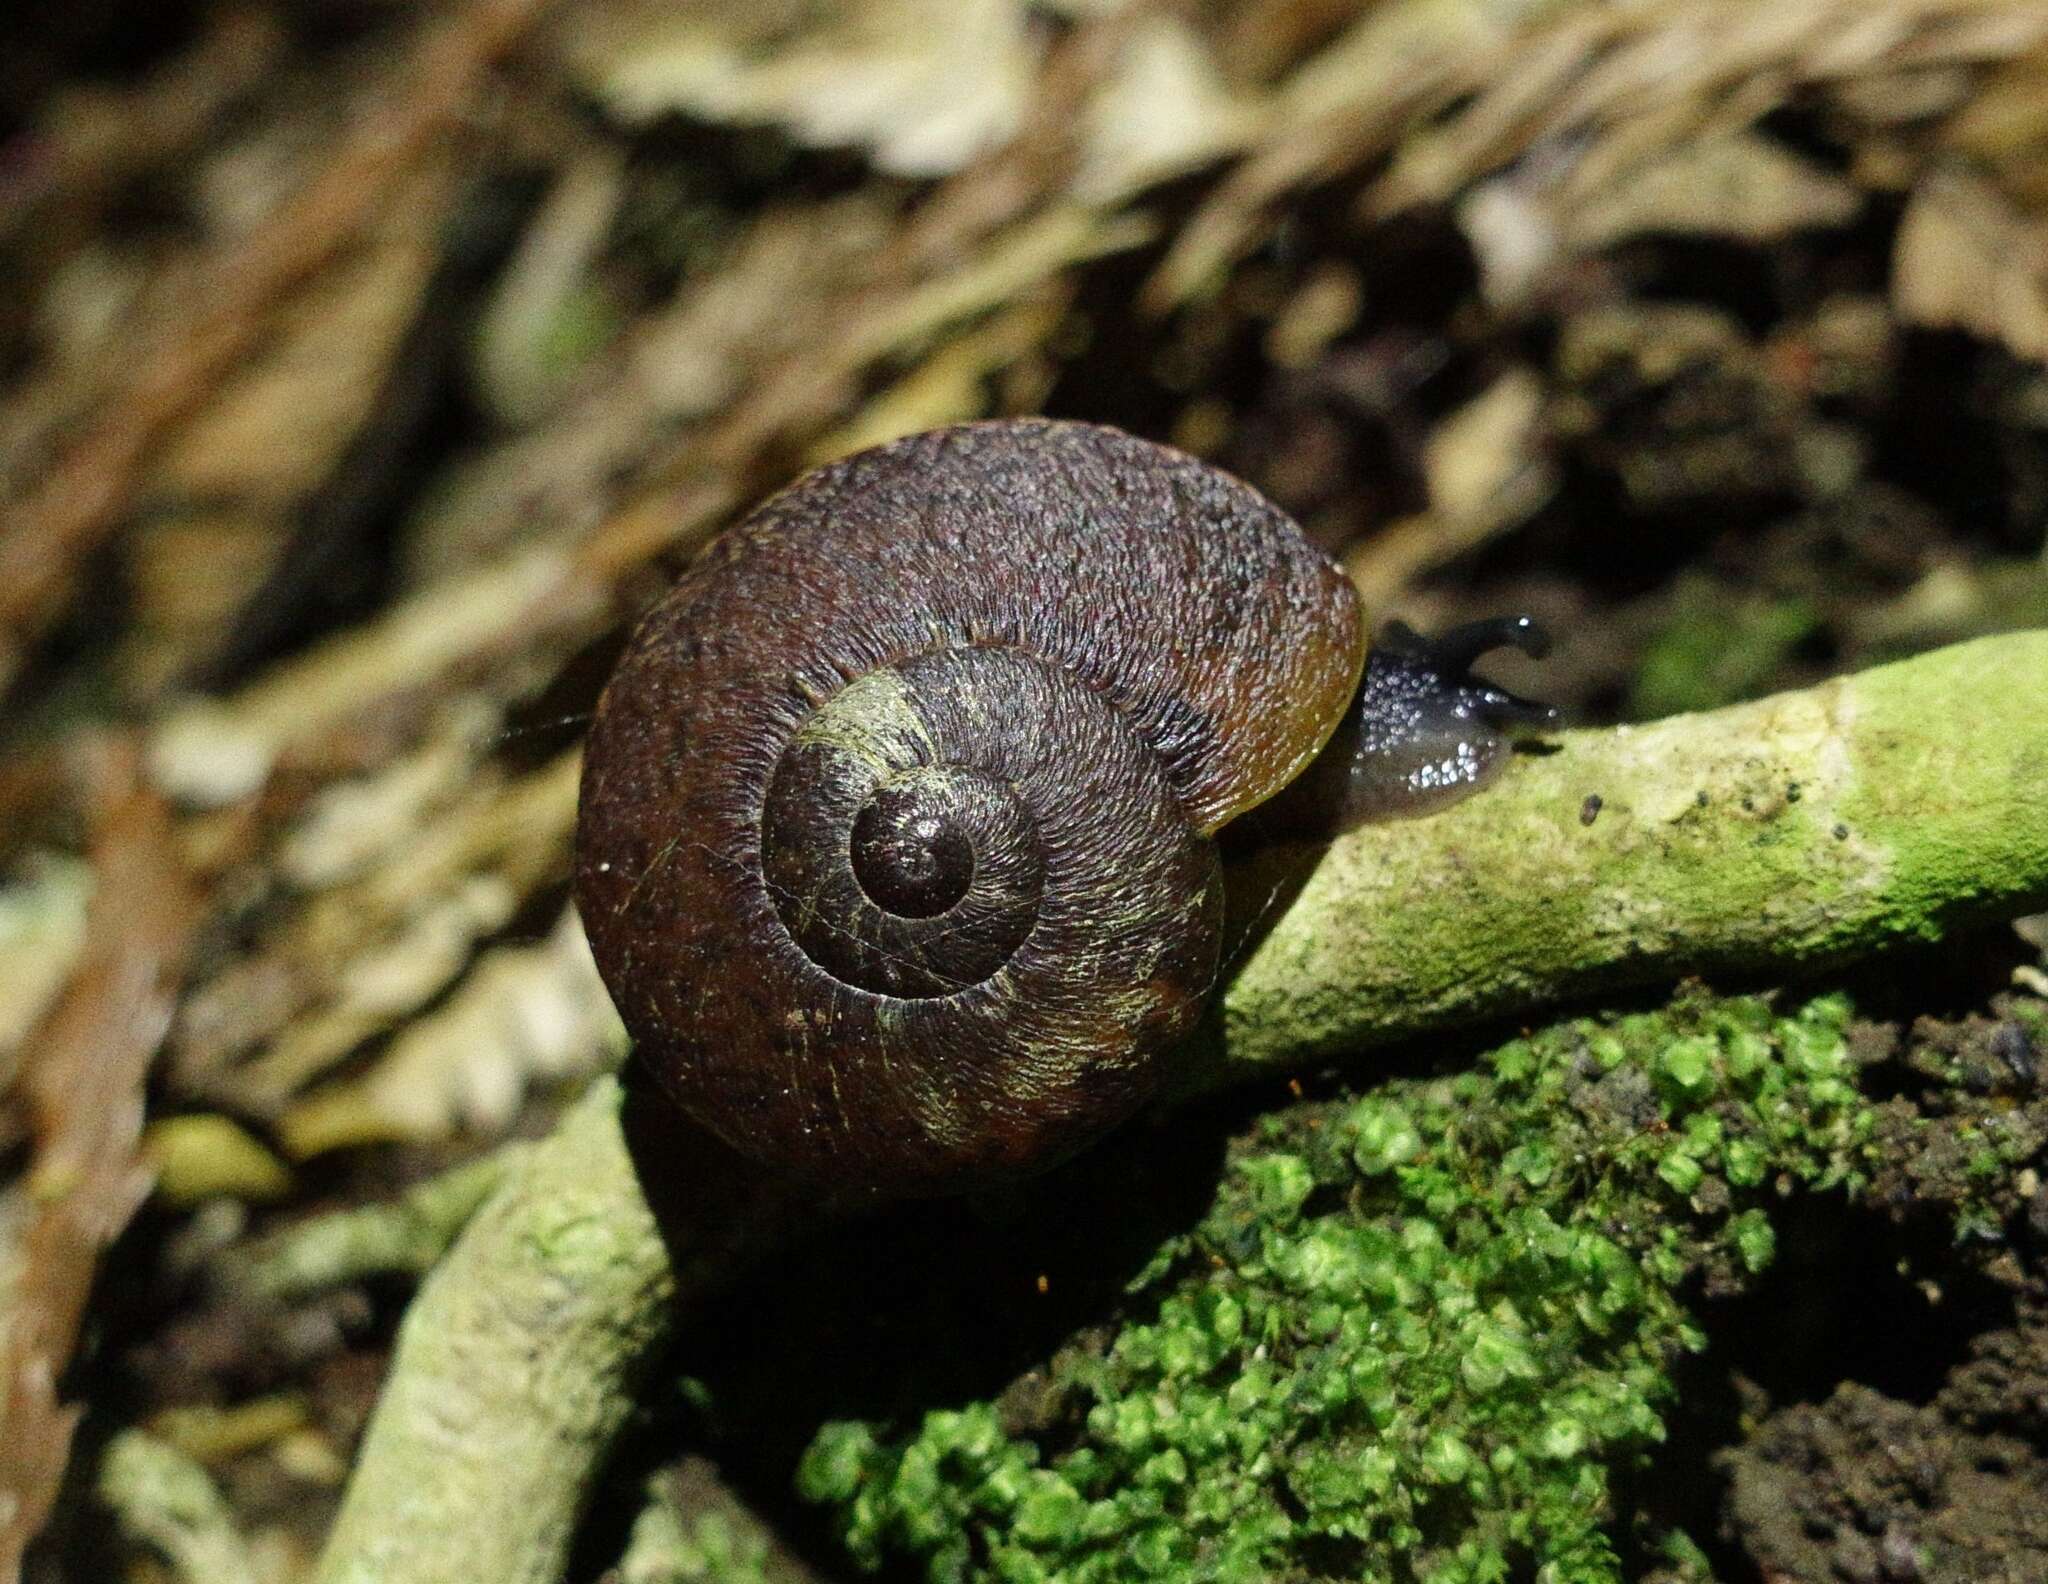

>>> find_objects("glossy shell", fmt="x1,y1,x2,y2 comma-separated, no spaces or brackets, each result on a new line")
575,420,1364,1196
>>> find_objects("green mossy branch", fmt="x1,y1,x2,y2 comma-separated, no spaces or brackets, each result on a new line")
312,632,2048,1584
1203,629,2048,1088
314,1084,674,1584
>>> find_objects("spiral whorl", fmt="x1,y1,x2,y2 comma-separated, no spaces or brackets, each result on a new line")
575,420,1364,1196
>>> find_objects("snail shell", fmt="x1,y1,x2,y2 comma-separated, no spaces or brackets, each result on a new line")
575,420,1364,1197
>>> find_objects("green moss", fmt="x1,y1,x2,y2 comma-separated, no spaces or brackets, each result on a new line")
797,992,1881,1583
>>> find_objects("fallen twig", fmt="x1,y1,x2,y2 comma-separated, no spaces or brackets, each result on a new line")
0,748,201,1579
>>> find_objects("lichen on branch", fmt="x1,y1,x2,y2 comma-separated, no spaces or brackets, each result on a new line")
1205,629,2048,1087
312,1081,673,1584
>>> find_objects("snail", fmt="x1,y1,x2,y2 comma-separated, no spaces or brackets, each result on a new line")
575,420,1553,1200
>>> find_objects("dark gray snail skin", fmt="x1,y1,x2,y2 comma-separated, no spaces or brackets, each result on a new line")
573,418,1554,1202
1244,615,1558,840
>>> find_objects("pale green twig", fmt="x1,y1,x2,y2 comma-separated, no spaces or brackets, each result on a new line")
223,1147,526,1304
1199,628,2048,1086
98,1431,261,1584
313,1085,673,1584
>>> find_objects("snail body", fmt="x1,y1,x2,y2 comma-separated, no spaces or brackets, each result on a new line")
576,420,1545,1199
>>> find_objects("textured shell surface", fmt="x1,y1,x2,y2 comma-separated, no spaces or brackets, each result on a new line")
576,420,1364,1195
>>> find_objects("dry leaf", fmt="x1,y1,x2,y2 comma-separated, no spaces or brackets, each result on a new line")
1568,132,1862,248
278,702,498,888
146,547,588,807
278,909,626,1158
142,1115,293,1208
812,296,1068,460
1074,16,1263,202
0,759,199,1575
1894,164,2048,362
573,0,1039,177
177,752,580,1112
1349,369,1556,604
